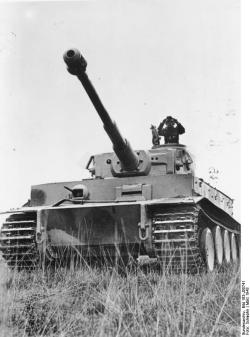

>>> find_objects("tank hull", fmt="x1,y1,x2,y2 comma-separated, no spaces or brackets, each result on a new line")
0,196,240,271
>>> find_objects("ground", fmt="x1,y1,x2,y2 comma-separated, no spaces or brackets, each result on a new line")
0,259,240,337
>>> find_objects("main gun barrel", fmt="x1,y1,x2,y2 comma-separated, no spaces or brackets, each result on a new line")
63,48,139,171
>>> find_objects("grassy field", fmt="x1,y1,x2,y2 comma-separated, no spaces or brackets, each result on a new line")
0,261,240,337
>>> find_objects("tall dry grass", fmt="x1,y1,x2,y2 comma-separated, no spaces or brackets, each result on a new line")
0,261,240,337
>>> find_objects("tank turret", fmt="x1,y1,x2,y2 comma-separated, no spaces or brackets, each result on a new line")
63,48,150,176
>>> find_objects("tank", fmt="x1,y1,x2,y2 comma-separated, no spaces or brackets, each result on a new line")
0,48,240,272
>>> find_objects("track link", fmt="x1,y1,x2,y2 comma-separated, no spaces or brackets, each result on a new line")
152,205,203,272
0,212,38,269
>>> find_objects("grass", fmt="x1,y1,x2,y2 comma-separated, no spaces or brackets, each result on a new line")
0,261,240,337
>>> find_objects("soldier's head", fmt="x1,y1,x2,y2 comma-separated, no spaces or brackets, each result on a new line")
166,116,178,127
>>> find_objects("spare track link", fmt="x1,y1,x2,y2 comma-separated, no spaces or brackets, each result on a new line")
0,212,38,269
152,205,203,272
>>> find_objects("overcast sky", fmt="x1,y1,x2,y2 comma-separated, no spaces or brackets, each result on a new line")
0,0,240,219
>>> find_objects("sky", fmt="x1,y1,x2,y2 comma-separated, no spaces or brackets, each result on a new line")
0,0,240,219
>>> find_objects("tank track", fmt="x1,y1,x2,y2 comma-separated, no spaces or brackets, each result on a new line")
151,204,240,272
0,212,38,269
152,205,203,272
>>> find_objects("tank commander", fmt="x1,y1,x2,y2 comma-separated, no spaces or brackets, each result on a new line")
158,116,185,144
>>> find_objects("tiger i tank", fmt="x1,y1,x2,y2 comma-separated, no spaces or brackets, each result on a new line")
0,48,240,272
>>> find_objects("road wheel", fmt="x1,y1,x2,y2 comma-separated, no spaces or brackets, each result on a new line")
223,230,231,264
230,233,238,264
212,226,223,266
200,228,215,272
